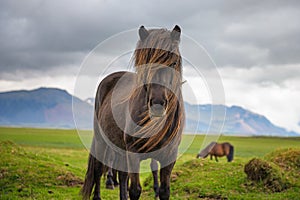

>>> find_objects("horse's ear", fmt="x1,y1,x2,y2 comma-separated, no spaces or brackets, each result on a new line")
139,25,149,41
171,25,181,41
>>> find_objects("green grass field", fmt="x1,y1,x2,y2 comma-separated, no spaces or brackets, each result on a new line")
0,127,299,199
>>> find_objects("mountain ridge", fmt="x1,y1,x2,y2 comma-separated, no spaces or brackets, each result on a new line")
0,87,298,136
184,103,298,136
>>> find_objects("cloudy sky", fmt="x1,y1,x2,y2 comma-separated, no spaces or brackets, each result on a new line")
1,0,300,133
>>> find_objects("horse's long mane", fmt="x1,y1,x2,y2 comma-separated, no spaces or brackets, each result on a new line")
197,142,217,158
130,28,184,152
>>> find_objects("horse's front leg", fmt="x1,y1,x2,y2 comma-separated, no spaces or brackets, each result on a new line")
150,159,159,198
215,156,218,162
128,155,141,200
118,170,128,200
129,172,142,200
159,161,175,200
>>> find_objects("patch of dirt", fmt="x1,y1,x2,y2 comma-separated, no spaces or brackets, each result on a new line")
56,172,83,187
198,194,228,200
171,170,183,182
0,168,8,179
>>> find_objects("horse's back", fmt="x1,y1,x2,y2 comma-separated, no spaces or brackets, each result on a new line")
95,71,135,111
212,143,224,156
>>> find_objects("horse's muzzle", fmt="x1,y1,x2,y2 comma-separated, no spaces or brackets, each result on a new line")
149,104,166,117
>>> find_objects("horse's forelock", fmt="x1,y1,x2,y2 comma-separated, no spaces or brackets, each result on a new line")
128,28,183,152
134,29,181,69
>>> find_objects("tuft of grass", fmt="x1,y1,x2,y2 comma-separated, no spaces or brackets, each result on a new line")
244,158,288,192
265,148,300,171
265,148,300,187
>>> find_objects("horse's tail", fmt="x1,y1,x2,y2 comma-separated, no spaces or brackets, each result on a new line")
227,145,234,162
81,154,97,200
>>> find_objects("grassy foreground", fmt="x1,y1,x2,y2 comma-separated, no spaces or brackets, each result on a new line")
0,127,299,199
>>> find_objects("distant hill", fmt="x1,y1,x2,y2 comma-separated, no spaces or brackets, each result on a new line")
184,103,299,136
0,87,298,136
0,88,92,129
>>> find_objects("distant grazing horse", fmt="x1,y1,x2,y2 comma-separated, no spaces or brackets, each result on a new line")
81,25,184,200
197,142,234,162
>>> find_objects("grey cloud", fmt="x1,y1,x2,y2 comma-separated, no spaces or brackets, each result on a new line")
0,0,300,80
219,64,300,87
214,0,300,66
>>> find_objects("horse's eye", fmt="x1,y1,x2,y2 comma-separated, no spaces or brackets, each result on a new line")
170,62,177,68
143,83,148,92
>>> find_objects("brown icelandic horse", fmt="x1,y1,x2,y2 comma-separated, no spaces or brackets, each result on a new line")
196,142,234,162
81,25,184,200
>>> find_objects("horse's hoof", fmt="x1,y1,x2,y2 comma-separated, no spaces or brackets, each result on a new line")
106,184,114,190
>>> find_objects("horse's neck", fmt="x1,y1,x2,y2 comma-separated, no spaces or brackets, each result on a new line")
129,87,148,124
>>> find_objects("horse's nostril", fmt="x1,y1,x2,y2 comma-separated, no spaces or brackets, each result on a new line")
151,99,166,106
